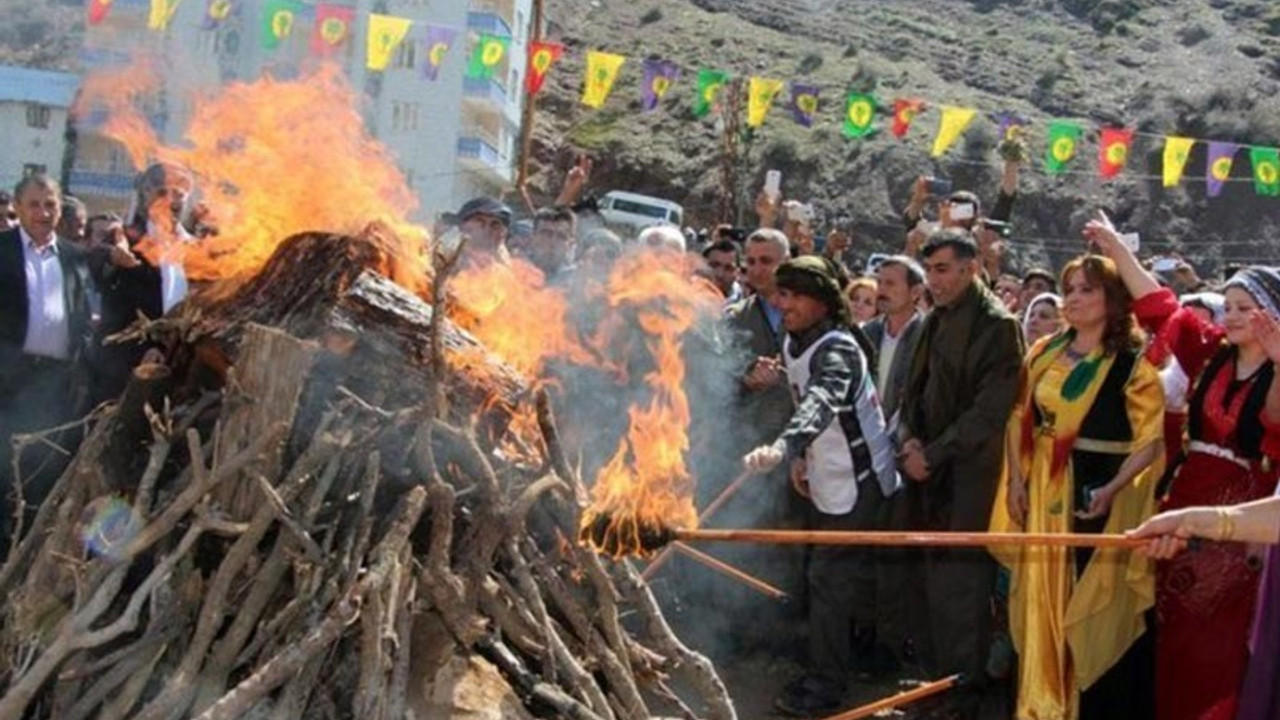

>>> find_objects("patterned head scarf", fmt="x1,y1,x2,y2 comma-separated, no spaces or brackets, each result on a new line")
775,255,852,327
1225,267,1280,320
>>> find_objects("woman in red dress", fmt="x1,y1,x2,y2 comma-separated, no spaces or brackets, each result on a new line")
1085,216,1280,720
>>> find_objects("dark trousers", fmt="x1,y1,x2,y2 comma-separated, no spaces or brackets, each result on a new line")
807,485,881,688
0,355,83,557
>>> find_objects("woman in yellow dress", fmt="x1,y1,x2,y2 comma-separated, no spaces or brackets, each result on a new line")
991,254,1164,720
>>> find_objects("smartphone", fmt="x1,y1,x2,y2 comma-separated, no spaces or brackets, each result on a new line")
926,177,952,196
949,202,975,221
764,170,782,200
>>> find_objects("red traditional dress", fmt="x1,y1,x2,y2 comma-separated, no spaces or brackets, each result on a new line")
1134,288,1280,720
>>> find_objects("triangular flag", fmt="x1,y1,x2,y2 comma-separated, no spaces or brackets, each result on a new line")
789,83,819,128
842,92,878,139
88,0,114,25
466,34,510,80
1161,137,1195,188
261,0,304,51
526,41,564,96
747,77,784,128
1205,142,1239,198
640,59,680,112
693,69,729,119
1099,127,1134,179
582,50,625,109
201,0,238,30
931,106,976,157
891,99,925,139
1045,120,1083,175
311,4,355,57
366,14,413,71
993,111,1031,142
147,0,182,31
421,26,458,82
1251,147,1280,197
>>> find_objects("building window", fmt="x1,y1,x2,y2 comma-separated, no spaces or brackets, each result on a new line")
391,101,420,132
25,105,51,129
394,40,417,69
23,164,47,177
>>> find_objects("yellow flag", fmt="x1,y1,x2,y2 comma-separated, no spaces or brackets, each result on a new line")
582,51,626,109
147,0,182,30
1162,136,1196,188
747,77,784,128
366,14,414,71
931,106,977,157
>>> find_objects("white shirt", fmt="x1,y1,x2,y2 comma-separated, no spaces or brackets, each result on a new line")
1160,358,1190,413
146,220,190,313
877,325,902,402
20,227,70,360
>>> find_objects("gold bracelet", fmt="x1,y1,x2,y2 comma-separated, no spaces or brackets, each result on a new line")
1216,507,1236,542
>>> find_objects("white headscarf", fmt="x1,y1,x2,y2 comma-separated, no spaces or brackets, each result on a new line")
1022,292,1063,340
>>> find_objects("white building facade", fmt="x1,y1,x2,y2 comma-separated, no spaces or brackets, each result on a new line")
70,0,530,219
0,65,79,192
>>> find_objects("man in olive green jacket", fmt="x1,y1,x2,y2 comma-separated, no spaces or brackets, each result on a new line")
898,228,1024,718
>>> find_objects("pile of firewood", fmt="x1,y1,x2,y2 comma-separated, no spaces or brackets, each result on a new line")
0,229,735,720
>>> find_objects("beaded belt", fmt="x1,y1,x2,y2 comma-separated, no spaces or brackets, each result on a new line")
1187,440,1250,470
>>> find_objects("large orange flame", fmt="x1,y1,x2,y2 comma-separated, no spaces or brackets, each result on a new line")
75,60,426,290
579,249,722,558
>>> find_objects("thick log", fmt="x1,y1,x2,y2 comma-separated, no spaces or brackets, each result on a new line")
212,323,317,518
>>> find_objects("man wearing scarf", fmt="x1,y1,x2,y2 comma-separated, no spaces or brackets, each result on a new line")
898,228,1025,718
744,255,900,716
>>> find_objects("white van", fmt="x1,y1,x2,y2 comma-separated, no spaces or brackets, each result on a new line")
597,191,683,231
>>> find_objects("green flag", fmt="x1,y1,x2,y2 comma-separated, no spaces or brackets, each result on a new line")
261,0,304,51
1251,146,1280,197
466,34,510,80
842,92,878,139
693,69,729,119
1045,120,1083,175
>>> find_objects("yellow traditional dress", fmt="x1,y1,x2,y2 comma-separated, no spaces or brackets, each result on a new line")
991,331,1165,720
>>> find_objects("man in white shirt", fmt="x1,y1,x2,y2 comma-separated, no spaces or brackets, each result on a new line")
0,174,94,554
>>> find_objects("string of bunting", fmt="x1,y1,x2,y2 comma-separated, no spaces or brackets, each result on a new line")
88,0,1280,198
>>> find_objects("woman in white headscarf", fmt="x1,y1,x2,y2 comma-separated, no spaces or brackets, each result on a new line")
1022,292,1064,346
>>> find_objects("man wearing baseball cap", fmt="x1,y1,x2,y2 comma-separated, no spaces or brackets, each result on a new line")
744,255,900,716
443,197,513,266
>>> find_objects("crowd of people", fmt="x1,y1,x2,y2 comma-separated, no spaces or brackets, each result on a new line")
4,148,1280,720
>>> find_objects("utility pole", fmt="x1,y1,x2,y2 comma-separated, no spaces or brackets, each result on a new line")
514,0,544,211
717,78,744,225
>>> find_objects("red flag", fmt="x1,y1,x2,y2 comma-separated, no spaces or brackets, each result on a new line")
525,41,564,96
310,4,355,57
88,0,114,25
892,99,925,139
1099,127,1134,179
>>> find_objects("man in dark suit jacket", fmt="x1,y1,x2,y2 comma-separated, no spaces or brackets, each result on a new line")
0,174,95,554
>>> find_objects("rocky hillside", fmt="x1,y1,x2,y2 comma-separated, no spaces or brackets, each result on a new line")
6,0,1280,274
528,0,1280,274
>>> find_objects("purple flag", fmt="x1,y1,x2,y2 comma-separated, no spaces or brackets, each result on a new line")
790,83,820,128
421,25,459,82
992,111,1031,141
641,59,680,112
1206,141,1239,198
200,0,240,30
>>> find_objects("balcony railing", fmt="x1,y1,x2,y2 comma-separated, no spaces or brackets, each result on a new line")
457,136,511,182
462,77,508,106
69,168,136,198
466,12,512,39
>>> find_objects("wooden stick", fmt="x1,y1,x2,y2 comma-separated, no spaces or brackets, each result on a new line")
671,543,789,601
674,529,1147,549
641,468,757,580
818,674,962,720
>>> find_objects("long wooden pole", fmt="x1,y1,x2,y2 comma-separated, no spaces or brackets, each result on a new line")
670,543,789,601
817,674,963,720
674,528,1147,549
514,0,545,212
641,468,757,580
